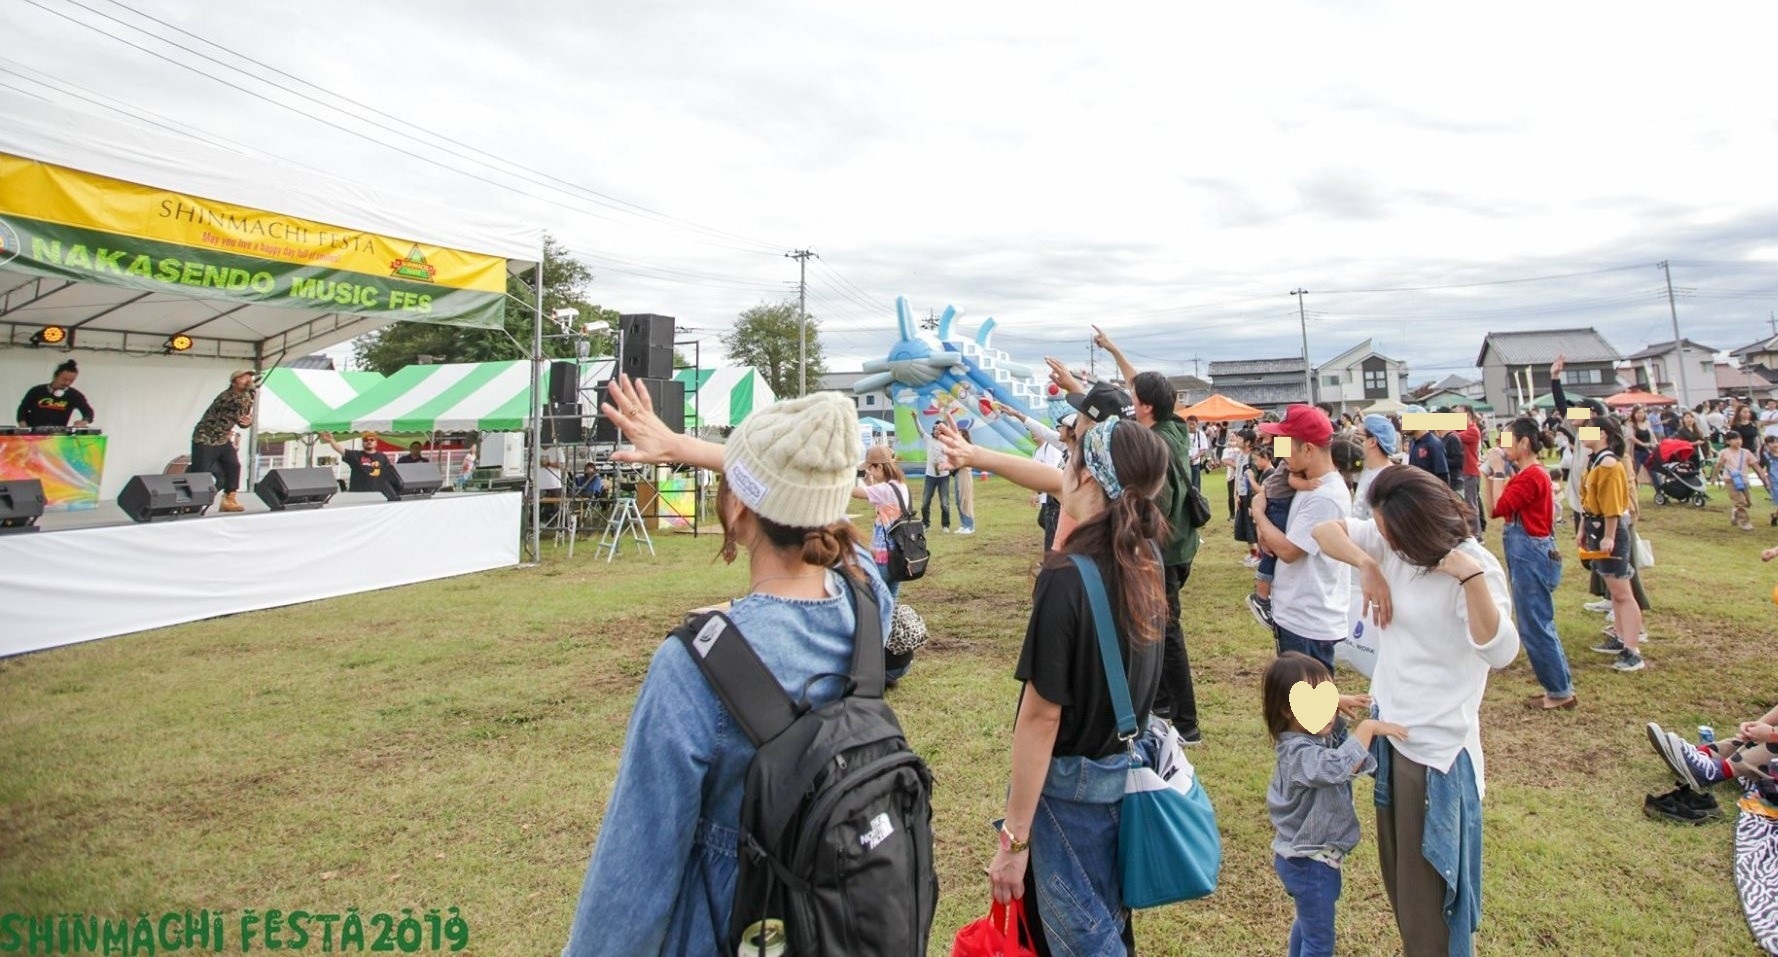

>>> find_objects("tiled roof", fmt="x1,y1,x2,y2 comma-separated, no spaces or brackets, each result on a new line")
1625,339,1718,361
1476,328,1621,366
1208,357,1306,376
1731,336,1778,358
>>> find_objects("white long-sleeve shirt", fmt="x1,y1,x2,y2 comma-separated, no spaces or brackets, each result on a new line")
1343,518,1520,794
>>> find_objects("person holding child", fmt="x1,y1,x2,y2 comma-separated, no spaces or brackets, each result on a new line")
1264,652,1408,957
1310,466,1520,956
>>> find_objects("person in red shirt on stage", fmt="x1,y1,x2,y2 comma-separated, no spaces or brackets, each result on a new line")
1482,418,1574,711
15,359,95,429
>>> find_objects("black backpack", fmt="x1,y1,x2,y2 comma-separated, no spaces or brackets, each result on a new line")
884,484,929,582
673,579,938,956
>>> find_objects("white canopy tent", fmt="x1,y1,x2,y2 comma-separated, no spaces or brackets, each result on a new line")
0,90,544,510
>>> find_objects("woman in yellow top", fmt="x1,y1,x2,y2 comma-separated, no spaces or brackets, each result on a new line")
1578,418,1645,672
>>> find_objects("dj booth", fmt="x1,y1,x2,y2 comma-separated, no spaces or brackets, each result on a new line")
0,426,107,511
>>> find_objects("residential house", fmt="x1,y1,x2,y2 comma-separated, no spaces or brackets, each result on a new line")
815,370,893,423
1168,374,1212,408
1622,339,1719,408
1313,338,1409,415
1476,328,1622,415
1716,363,1778,403
1206,357,1309,413
1731,334,1778,375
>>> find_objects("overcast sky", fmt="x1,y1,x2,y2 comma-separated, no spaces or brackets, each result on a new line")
9,0,1778,381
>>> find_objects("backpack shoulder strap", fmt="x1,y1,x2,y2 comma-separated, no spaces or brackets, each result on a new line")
845,575,887,698
1066,554,1138,740
674,612,801,747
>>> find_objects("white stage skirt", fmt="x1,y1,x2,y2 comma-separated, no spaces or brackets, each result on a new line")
0,492,521,657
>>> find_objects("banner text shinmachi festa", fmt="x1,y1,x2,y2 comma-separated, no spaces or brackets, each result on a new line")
0,154,509,329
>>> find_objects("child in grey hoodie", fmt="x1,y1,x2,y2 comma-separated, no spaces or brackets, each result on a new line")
1263,652,1406,957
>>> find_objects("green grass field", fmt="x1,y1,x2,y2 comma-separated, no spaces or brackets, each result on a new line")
3,472,1773,955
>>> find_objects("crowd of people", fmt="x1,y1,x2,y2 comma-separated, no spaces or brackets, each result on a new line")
561,332,1774,955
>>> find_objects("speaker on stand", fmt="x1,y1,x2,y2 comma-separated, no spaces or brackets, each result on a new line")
592,378,682,443
619,313,675,380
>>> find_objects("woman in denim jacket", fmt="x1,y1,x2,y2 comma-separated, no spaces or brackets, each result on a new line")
981,412,1173,956
562,377,894,956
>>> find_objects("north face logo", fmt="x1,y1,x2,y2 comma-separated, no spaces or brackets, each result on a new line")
860,812,894,851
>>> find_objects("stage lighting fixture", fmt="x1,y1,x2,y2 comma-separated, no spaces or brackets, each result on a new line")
165,334,194,353
29,325,67,347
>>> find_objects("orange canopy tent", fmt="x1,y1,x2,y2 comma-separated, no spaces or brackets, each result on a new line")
1179,394,1263,422
1604,390,1678,408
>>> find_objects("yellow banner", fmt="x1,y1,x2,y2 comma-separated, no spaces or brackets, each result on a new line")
0,154,507,293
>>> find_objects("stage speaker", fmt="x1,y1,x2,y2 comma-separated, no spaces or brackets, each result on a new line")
0,479,46,533
384,461,444,501
549,360,580,406
542,402,584,445
592,378,684,442
254,467,338,512
118,472,216,523
620,313,675,380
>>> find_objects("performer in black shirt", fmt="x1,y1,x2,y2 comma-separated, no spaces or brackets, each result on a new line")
396,441,428,464
320,431,396,494
15,359,94,429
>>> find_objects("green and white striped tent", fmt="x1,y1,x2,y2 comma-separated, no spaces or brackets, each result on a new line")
676,366,776,429
312,360,576,434
257,367,385,435
309,360,777,434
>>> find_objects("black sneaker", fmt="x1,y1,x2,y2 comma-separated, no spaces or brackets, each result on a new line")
1673,787,1722,818
1178,725,1203,746
1246,592,1275,630
1643,786,1712,825
1590,635,1625,655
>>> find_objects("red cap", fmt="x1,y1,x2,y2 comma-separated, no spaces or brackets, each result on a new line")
1258,404,1334,446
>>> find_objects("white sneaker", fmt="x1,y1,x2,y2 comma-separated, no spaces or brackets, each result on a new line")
956,527,975,535
1583,599,1611,613
1241,556,1260,568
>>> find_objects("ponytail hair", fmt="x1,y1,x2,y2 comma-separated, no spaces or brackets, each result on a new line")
714,478,865,581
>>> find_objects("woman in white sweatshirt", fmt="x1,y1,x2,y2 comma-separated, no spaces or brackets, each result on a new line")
1311,465,1520,957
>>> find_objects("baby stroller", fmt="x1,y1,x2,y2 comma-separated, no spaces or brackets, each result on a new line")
1650,438,1709,507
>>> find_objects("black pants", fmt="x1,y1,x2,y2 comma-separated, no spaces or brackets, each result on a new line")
189,441,241,493
1155,561,1198,732
920,472,952,529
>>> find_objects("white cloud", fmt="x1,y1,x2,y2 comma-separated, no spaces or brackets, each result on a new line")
7,0,1778,381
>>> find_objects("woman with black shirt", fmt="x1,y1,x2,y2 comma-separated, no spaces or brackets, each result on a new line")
987,416,1171,955
1732,404,1761,451
1628,408,1654,482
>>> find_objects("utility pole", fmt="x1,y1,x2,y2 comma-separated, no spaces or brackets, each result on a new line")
786,249,817,396
921,308,938,332
1659,261,1691,406
1189,355,1202,379
1290,288,1312,405
1088,335,1098,379
1768,311,1776,337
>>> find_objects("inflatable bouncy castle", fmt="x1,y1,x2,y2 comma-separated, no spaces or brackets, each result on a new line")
853,297,1073,475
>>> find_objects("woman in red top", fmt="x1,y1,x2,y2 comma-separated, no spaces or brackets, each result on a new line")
1483,418,1576,711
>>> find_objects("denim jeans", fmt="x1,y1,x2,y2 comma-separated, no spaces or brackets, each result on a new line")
921,472,952,529
1275,624,1336,672
1029,752,1132,956
1274,854,1341,957
1502,523,1571,700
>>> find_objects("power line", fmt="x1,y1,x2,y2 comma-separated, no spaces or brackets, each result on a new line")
71,0,789,256
1312,262,1651,295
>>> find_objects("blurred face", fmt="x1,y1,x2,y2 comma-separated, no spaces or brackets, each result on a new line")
232,373,254,391
51,370,76,390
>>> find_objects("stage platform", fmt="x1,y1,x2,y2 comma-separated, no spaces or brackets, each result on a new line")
0,491,522,657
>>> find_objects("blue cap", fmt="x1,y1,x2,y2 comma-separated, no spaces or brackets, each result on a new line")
1362,413,1399,456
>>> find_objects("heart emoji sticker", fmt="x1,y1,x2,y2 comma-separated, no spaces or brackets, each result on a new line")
1288,679,1340,735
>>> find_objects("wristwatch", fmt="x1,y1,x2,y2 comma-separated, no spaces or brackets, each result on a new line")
998,822,1029,853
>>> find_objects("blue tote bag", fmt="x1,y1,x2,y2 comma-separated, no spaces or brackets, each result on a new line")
1070,555,1223,909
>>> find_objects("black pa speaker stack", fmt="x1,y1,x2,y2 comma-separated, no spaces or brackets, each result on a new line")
384,461,444,501
0,479,46,533
118,472,216,523
255,467,338,511
584,313,683,442
542,361,585,445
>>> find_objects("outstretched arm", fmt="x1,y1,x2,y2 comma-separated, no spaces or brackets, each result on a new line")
1092,326,1138,384
939,428,1063,495
601,374,724,471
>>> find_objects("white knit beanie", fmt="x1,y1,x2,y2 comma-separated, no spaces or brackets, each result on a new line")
722,391,861,528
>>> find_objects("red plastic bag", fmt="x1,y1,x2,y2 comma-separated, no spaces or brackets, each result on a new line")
951,899,1037,957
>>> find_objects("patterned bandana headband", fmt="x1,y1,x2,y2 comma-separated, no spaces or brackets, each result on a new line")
1082,420,1124,500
